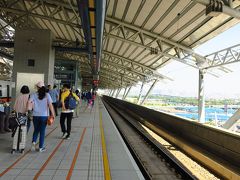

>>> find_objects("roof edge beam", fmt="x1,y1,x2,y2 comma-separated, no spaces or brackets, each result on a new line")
204,43,240,69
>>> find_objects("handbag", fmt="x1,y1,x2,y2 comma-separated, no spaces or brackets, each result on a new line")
17,113,28,125
8,113,18,130
47,116,54,126
9,112,27,137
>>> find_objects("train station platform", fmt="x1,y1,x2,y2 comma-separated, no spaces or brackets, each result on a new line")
0,97,144,180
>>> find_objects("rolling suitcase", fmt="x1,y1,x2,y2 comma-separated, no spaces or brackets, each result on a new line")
11,114,28,154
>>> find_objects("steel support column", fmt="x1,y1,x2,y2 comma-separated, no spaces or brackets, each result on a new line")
115,88,121,98
108,89,112,96
114,89,118,98
110,90,113,96
111,89,116,97
122,87,127,100
140,79,158,105
137,82,145,104
123,86,132,100
74,61,80,89
198,69,206,123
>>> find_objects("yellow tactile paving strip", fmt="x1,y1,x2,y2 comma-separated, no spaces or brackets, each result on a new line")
100,111,111,180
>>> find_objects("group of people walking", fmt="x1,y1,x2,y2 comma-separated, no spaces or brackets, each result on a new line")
13,81,80,152
81,91,96,107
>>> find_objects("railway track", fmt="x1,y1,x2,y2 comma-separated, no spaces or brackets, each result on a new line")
103,99,202,180
102,96,240,179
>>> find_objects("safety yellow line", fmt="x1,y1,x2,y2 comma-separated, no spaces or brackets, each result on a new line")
99,111,111,180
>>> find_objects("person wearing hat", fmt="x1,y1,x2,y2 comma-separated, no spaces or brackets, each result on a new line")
28,81,55,152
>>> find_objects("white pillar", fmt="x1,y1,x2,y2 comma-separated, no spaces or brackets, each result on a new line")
108,89,112,96
137,81,145,104
115,88,121,98
123,86,132,100
122,87,127,100
111,90,115,97
198,69,205,123
140,79,158,105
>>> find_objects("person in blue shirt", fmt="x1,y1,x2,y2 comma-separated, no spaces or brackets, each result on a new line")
48,84,59,116
28,81,55,152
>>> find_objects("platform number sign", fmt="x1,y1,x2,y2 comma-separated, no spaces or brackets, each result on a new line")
93,80,99,86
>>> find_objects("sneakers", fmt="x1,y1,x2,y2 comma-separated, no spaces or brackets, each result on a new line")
65,135,70,140
61,132,66,139
31,142,46,152
39,147,46,152
62,132,70,139
31,142,36,151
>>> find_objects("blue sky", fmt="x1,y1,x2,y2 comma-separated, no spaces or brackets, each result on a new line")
128,23,240,99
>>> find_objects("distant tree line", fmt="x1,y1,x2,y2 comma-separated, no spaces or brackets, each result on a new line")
129,94,240,106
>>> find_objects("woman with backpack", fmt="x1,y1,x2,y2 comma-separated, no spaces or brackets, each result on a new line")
28,81,55,152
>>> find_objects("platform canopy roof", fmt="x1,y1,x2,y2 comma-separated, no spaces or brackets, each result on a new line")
0,0,240,88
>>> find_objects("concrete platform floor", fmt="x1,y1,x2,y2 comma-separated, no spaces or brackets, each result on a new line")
0,97,144,180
